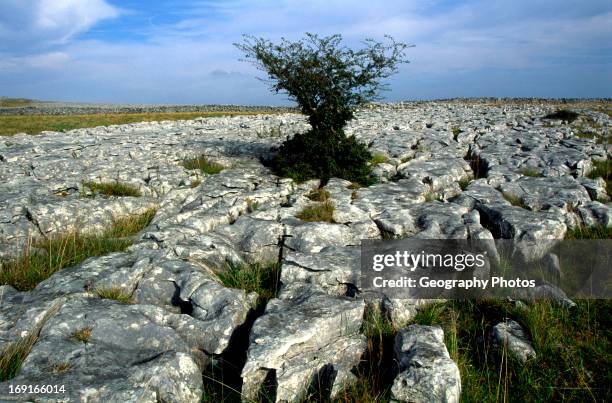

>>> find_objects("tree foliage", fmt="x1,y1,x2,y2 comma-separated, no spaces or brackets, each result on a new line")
235,33,410,183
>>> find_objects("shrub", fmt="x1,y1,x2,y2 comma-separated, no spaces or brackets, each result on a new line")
543,109,579,123
272,128,375,184
236,33,409,185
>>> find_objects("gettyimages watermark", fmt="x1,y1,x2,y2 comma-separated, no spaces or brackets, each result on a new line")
361,239,612,299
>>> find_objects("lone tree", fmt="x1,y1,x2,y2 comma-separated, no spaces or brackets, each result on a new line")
236,33,410,184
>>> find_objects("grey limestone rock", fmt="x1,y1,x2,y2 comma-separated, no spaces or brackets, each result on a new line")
391,324,461,403
489,319,536,363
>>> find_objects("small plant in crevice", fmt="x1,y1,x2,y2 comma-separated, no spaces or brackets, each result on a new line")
95,287,133,304
501,192,529,209
424,191,441,203
452,127,462,141
50,362,71,374
347,182,362,190
296,201,335,223
519,167,544,177
81,181,142,198
182,154,225,175
246,198,260,213
0,208,157,291
458,177,473,190
369,153,390,166
190,179,202,188
331,307,397,403
71,327,93,343
215,261,281,309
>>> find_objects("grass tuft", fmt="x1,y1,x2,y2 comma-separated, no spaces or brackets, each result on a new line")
82,181,142,197
296,201,335,222
458,177,473,190
183,155,225,175
369,153,390,166
306,188,330,202
50,362,71,374
519,168,544,177
215,261,280,309
502,192,528,209
586,159,611,196
71,327,93,343
452,127,462,141
0,207,157,291
0,335,38,381
95,287,133,304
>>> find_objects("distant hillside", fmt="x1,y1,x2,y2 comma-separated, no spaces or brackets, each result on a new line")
0,97,34,107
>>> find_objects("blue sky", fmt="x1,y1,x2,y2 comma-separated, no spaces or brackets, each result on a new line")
0,0,610,105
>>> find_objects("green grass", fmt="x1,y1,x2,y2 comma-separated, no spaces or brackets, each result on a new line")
215,261,281,308
332,307,397,403
182,155,225,175
306,188,330,202
458,177,473,190
50,362,71,374
82,181,142,197
0,335,38,381
587,159,611,196
201,261,281,402
519,167,544,177
424,191,441,202
452,127,463,141
410,299,611,402
0,111,268,136
71,327,93,343
95,287,133,304
502,192,529,209
565,225,612,240
369,153,390,166
0,207,157,291
296,201,335,222
0,97,33,107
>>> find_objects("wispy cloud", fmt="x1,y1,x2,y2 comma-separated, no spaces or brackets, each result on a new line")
0,0,609,103
0,0,120,52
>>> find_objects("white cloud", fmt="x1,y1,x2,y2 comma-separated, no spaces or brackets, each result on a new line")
0,0,609,102
0,0,119,50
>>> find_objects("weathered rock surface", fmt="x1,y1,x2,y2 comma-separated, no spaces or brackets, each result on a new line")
0,102,610,401
241,286,366,402
391,324,462,403
490,319,537,363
